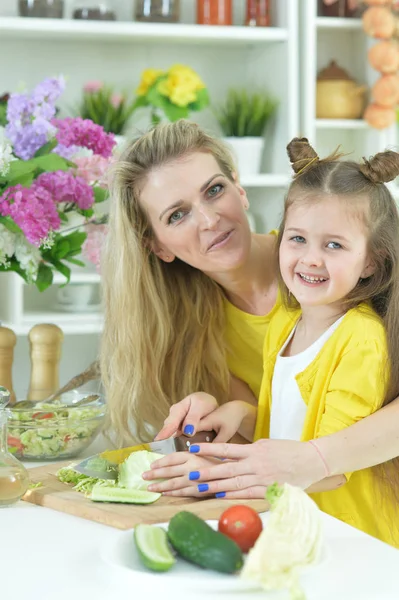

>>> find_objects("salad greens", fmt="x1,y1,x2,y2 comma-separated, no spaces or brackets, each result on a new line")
56,450,164,498
241,483,323,600
8,400,104,459
118,451,164,490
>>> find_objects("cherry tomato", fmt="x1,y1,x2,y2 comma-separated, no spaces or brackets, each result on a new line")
32,412,54,420
218,505,263,553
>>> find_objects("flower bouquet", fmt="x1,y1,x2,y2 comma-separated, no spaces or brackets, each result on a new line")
134,64,209,125
0,76,115,291
77,80,137,135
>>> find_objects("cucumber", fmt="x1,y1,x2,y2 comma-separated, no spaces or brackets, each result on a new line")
167,511,243,574
90,485,161,504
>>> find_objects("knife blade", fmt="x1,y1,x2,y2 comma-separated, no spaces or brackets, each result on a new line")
73,430,216,480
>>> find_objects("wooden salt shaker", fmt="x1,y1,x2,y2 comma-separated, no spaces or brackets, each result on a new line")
28,324,64,401
0,326,17,404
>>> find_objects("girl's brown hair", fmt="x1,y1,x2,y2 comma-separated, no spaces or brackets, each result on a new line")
280,137,399,509
100,120,235,444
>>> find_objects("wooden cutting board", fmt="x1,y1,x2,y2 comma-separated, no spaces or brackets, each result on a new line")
22,462,269,530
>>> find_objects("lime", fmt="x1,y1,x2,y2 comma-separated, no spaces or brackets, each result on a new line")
134,524,176,572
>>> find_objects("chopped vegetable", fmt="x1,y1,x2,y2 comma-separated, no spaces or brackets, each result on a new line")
56,464,113,494
8,401,104,459
118,450,164,490
134,524,176,572
91,485,161,504
241,483,323,600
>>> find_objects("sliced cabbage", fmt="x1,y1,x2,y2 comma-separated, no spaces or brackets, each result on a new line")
241,483,323,600
118,450,165,490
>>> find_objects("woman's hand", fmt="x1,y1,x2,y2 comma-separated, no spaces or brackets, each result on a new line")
154,392,218,441
142,452,220,496
158,439,328,499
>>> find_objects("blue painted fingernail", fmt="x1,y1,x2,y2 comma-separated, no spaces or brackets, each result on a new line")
184,424,194,435
189,445,200,453
198,483,209,492
189,471,200,481
215,492,226,498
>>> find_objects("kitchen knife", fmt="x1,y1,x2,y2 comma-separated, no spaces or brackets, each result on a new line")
73,429,217,480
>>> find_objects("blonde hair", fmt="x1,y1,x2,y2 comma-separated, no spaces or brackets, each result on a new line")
101,120,235,444
280,138,399,511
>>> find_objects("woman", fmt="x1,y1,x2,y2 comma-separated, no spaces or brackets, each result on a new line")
101,119,399,495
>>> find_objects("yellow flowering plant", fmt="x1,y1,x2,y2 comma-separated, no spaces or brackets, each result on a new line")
134,64,209,125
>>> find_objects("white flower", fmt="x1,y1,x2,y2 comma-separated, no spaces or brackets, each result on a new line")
0,140,13,177
0,224,17,267
14,236,41,281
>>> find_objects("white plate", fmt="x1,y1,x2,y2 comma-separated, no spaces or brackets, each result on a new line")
100,515,329,593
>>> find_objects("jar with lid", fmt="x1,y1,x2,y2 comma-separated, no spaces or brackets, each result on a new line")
245,0,270,27
317,0,361,18
197,0,232,26
135,0,180,23
18,0,64,18
0,387,29,508
73,1,117,20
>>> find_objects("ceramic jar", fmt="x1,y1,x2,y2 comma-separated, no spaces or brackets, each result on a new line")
316,61,367,119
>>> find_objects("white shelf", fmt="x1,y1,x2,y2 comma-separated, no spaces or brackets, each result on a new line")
316,119,369,130
51,272,101,285
0,17,288,45
16,312,103,335
241,174,291,187
316,17,363,30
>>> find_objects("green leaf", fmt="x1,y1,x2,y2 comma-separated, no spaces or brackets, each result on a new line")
49,259,71,284
59,230,87,252
36,263,54,292
33,139,58,157
0,215,22,234
79,208,94,218
53,239,70,260
65,257,86,267
8,172,35,188
93,187,108,203
6,160,37,181
31,154,71,173
188,87,210,112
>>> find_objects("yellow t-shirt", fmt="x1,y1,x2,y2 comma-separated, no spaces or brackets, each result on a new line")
256,302,397,547
224,296,280,399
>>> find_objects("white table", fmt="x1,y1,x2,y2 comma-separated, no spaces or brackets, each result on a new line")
3,438,399,600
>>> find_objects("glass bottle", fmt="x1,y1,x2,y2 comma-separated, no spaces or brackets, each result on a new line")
197,0,232,26
135,0,180,23
0,387,29,508
245,0,270,27
72,1,117,20
18,0,64,18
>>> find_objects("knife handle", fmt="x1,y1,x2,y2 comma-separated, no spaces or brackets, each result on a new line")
174,430,217,452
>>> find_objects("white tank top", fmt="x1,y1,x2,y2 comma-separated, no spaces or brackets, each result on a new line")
270,316,344,441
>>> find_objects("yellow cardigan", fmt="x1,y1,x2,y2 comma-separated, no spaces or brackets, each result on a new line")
255,302,397,546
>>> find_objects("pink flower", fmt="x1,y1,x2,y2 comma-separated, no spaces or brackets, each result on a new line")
0,184,60,246
53,117,116,158
73,155,111,188
36,170,95,210
84,80,104,94
82,223,108,272
110,93,124,108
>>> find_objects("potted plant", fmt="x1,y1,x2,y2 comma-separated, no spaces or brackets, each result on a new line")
77,81,137,143
0,76,113,291
133,64,210,125
214,88,278,176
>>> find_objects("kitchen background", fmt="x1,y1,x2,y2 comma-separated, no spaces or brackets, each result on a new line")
0,0,398,398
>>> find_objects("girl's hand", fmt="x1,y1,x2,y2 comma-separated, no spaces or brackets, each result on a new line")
160,439,328,499
142,452,219,496
154,392,218,441
199,401,256,443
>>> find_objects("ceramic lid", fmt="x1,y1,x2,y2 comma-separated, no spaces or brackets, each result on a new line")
317,60,353,81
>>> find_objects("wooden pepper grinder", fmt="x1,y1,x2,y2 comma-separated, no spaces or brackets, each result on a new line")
0,326,17,404
28,324,64,401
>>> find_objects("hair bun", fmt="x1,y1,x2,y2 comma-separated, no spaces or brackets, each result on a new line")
287,137,319,174
360,150,399,184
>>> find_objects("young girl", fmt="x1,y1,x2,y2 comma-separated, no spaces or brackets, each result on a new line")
145,138,399,547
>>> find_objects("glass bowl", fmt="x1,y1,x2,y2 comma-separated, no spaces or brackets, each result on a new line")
7,390,106,461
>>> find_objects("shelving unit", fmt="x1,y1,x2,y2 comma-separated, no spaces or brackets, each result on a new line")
0,0,299,350
301,0,395,162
